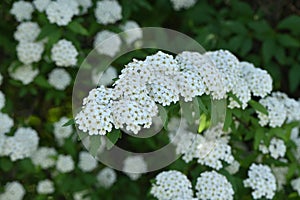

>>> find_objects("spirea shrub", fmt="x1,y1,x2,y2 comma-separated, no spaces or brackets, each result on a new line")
1,0,300,199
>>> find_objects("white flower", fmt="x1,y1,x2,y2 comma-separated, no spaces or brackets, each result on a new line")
122,155,147,180
0,113,14,134
37,179,54,194
76,0,92,14
14,22,41,43
257,96,287,128
10,1,34,22
3,127,39,161
259,138,286,159
170,0,197,10
78,151,98,172
0,91,5,110
46,0,78,26
240,61,273,98
291,177,300,196
0,181,25,200
56,155,74,173
94,0,122,25
120,21,142,45
196,171,234,200
31,147,57,169
51,39,78,67
48,68,71,90
244,163,276,199
94,30,122,57
53,117,73,142
272,166,288,190
92,66,118,86
9,64,39,85
97,167,117,188
33,0,51,12
225,160,240,174
150,170,194,200
73,190,90,200
17,42,44,64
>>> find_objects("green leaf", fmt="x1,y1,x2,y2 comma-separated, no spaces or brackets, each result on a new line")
262,39,276,63
254,127,264,150
36,24,57,41
240,37,252,56
0,158,13,172
289,65,300,92
223,109,232,132
248,20,272,33
34,75,51,88
106,129,121,150
197,97,208,115
89,135,102,157
63,119,74,127
68,21,89,36
157,104,168,130
278,15,300,33
198,113,208,133
277,34,300,47
249,100,268,115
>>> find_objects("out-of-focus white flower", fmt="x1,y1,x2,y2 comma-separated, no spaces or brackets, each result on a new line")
78,151,97,172
53,117,73,143
33,0,51,12
73,190,90,200
259,138,286,159
170,0,197,10
17,42,44,64
0,91,5,110
46,0,78,26
225,160,240,174
0,113,14,135
9,65,39,85
37,179,55,194
56,155,74,173
48,68,71,90
14,22,41,43
3,127,39,161
94,30,122,57
0,181,25,200
272,166,288,190
244,163,276,199
150,170,195,200
291,177,300,196
76,0,92,14
10,1,34,22
31,147,57,169
92,66,118,86
51,39,78,67
97,167,117,188
122,155,147,180
94,0,122,25
120,21,143,45
196,171,234,200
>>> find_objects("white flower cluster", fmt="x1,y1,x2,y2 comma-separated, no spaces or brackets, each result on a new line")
46,0,79,26
31,147,57,169
17,42,44,64
0,91,5,110
33,0,51,12
225,160,240,174
48,68,71,90
2,127,39,161
195,171,234,200
150,170,195,200
56,154,75,173
51,39,78,67
9,65,39,85
97,167,117,188
73,190,90,200
76,0,93,14
257,92,300,127
272,166,288,190
0,181,25,200
14,22,41,43
122,155,147,180
0,113,13,135
120,21,143,45
10,1,34,22
94,30,122,57
291,177,300,196
78,151,98,172
53,117,73,144
37,179,55,194
244,164,276,199
170,0,197,10
92,66,118,86
259,138,286,159
95,0,122,25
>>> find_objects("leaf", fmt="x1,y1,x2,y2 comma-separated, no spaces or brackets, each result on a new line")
277,34,300,47
254,127,264,150
36,24,57,41
34,75,52,88
289,65,300,92
63,119,74,127
89,135,102,157
248,20,272,34
249,100,268,115
106,129,121,150
197,97,208,115
198,114,207,133
278,15,300,33
223,109,232,132
157,104,168,130
68,21,89,36
240,37,252,56
262,39,276,63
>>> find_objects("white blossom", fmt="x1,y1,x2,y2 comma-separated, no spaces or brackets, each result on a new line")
225,159,240,174
0,181,25,200
10,1,34,22
170,0,197,10
14,22,41,43
9,64,39,85
97,167,117,188
0,91,5,110
92,66,118,86
291,177,300,196
31,147,57,169
272,166,288,190
94,0,122,25
0,113,14,135
122,155,147,180
73,190,90,200
33,0,51,12
48,68,71,90
120,21,143,45
53,117,73,143
56,155,74,173
76,0,92,14
78,151,98,172
94,30,122,57
37,179,54,194
51,39,78,67
17,42,44,64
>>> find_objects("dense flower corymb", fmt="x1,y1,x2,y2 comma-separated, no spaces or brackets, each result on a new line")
94,0,122,25
97,167,117,188
51,39,78,67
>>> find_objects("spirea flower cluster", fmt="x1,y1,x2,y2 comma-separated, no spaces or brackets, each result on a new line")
51,39,78,67
9,65,39,85
122,155,147,180
97,167,117,188
0,181,25,200
37,179,55,194
48,68,71,90
259,137,286,159
94,0,122,25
